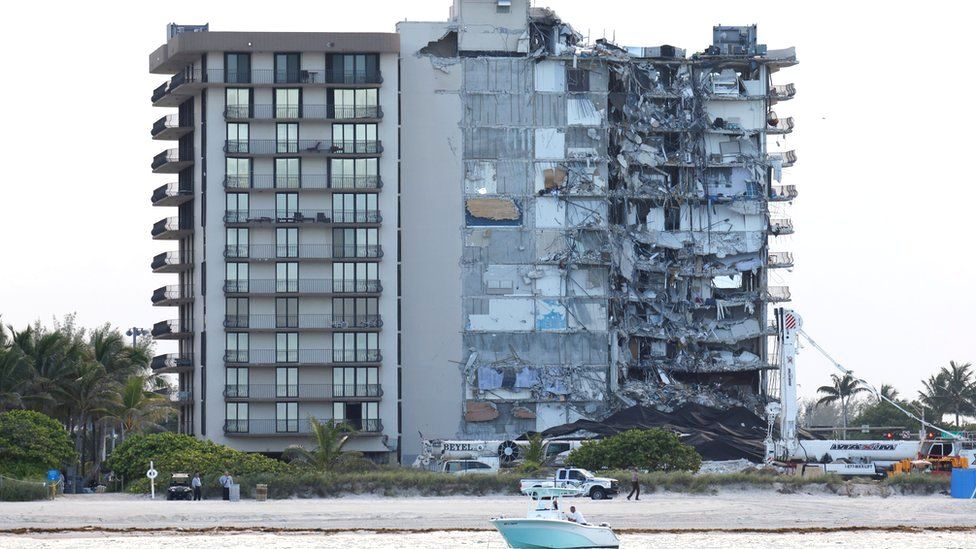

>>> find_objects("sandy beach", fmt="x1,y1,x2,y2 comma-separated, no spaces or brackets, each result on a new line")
1,492,974,535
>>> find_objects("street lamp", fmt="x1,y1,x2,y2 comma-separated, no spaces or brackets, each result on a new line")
125,327,148,347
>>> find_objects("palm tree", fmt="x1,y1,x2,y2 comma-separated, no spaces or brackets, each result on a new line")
54,361,119,476
918,361,976,427
879,384,899,402
0,346,31,410
282,417,355,471
817,372,869,439
109,376,174,437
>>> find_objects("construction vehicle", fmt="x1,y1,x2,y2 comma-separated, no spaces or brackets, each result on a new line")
413,436,586,470
766,308,976,477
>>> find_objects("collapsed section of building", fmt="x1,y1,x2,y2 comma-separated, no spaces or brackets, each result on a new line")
398,0,797,462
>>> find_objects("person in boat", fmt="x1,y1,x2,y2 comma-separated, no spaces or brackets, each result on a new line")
567,505,588,525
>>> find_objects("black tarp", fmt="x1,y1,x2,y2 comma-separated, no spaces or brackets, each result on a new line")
538,403,820,462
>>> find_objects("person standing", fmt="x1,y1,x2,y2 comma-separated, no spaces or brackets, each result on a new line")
626,467,640,501
218,471,231,501
191,472,202,501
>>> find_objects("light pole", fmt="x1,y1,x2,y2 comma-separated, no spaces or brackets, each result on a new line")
125,327,148,347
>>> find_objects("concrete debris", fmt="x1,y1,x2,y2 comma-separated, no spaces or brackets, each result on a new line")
464,401,500,422
465,198,520,221
697,459,759,475
512,406,537,419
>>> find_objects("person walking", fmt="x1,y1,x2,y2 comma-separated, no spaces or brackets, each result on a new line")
191,472,202,501
218,471,232,501
626,467,640,501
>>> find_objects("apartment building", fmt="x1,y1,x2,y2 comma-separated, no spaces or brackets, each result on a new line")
399,1,796,463
149,26,400,458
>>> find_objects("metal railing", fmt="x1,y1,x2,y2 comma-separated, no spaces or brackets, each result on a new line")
223,244,383,260
223,384,382,400
769,218,794,234
768,116,795,132
168,391,193,403
767,150,797,167
763,286,792,302
770,83,796,100
224,418,382,434
224,139,382,155
223,279,381,294
223,209,381,224
151,353,193,371
770,185,798,201
223,314,382,329
152,284,193,304
152,319,192,337
174,68,382,86
151,251,189,271
224,174,382,190
151,182,192,204
151,149,181,170
768,251,794,268
224,104,383,120
223,349,382,364
151,114,185,136
152,216,192,237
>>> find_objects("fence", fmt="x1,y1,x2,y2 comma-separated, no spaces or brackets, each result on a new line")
0,474,54,501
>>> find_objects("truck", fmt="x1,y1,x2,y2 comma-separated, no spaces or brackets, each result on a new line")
520,468,619,500
766,308,976,477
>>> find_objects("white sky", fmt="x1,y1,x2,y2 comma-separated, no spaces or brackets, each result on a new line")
0,0,973,400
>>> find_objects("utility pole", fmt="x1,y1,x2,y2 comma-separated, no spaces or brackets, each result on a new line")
125,327,148,347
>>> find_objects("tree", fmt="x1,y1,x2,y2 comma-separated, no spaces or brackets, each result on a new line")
566,429,701,472
0,410,76,479
109,376,174,437
879,384,899,402
816,372,869,439
281,417,355,471
918,361,976,427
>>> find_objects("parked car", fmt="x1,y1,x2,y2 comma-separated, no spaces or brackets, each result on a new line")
520,467,619,500
441,459,498,475
166,473,193,500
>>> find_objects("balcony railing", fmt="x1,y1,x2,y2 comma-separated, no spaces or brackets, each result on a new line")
767,150,797,168
151,284,194,305
224,174,382,191
151,353,193,372
767,116,795,133
223,314,382,329
223,279,381,294
151,251,191,272
223,349,382,365
168,390,193,404
151,182,193,206
169,68,383,86
223,209,381,224
768,251,794,268
224,418,383,434
769,218,794,235
151,216,193,239
151,114,192,140
223,384,382,400
770,185,798,201
152,319,192,338
224,104,383,120
770,83,796,100
762,286,792,302
223,244,383,260
224,139,382,155
151,149,179,169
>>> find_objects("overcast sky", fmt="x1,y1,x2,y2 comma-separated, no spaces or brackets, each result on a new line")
0,0,972,400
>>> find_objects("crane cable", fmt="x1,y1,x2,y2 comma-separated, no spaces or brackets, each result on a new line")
796,329,959,441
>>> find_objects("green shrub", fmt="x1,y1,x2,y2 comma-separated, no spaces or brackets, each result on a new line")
566,429,702,472
0,475,50,501
0,410,75,480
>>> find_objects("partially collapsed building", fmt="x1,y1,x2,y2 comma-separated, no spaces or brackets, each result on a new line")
399,0,797,463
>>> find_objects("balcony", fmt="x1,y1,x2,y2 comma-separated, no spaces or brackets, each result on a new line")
151,353,193,373
326,69,383,85
224,174,382,191
767,150,797,168
151,251,191,273
151,284,194,307
223,278,381,295
224,418,383,436
151,149,193,174
151,181,193,207
168,390,193,405
224,139,382,156
768,251,794,269
152,216,192,240
223,384,382,401
762,286,792,302
769,83,796,102
224,104,383,121
769,218,794,236
223,349,382,366
152,319,192,340
223,209,381,225
151,114,193,140
223,314,382,331
769,185,798,202
767,116,794,134
223,244,383,261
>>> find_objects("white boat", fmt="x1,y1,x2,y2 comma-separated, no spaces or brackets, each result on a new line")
490,487,620,549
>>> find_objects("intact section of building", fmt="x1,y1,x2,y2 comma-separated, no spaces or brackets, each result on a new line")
149,25,401,459
400,1,796,463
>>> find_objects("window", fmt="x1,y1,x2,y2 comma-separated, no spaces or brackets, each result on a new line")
664,205,681,231
276,228,299,258
274,53,301,84
332,124,377,154
327,53,379,84
227,123,249,153
226,332,249,363
276,402,299,432
274,88,301,118
333,401,378,431
332,193,377,223
276,262,299,293
275,158,300,189
276,193,299,220
333,228,378,258
226,193,249,223
496,0,512,12
226,88,251,118
333,262,378,293
333,332,378,363
330,88,378,119
276,367,298,398
333,366,378,397
226,262,249,293
333,297,378,327
330,158,378,189
226,228,249,258
226,367,249,397
277,123,298,153
226,157,251,189
276,332,298,363
567,68,590,92
276,297,299,328
224,53,251,84
226,297,249,328
226,402,249,432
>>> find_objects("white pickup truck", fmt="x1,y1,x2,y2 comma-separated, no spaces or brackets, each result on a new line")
520,468,619,500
